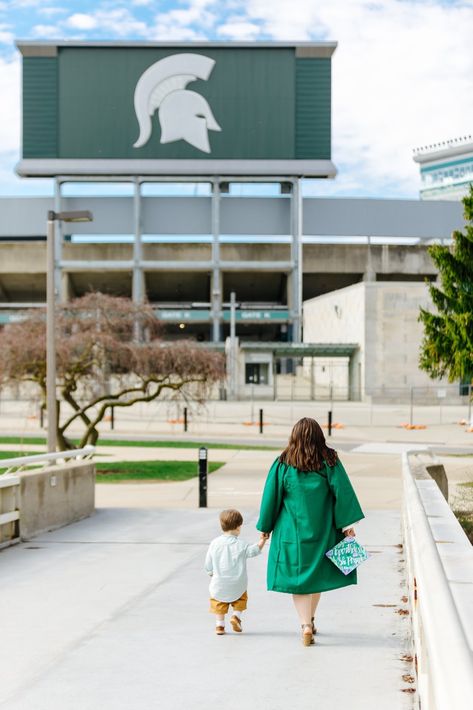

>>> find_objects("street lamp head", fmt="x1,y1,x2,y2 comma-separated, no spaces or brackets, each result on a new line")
48,210,93,223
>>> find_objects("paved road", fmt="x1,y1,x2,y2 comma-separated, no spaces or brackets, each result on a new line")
0,507,412,710
1,396,473,449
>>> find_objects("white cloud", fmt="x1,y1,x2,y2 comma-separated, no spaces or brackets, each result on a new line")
62,8,148,37
0,22,13,43
217,17,261,40
236,0,473,196
146,1,217,41
149,23,204,41
8,0,46,7
151,1,217,32
37,6,67,17
31,23,62,38
0,54,20,153
65,13,98,30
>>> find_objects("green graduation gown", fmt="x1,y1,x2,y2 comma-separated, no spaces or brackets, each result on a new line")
256,457,365,594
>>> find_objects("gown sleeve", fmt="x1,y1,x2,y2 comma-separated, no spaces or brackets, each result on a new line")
327,458,365,531
256,457,285,533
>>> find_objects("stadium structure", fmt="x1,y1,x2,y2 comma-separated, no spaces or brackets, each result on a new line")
0,41,467,400
413,135,473,201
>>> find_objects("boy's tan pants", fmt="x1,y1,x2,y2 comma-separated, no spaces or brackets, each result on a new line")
209,591,248,614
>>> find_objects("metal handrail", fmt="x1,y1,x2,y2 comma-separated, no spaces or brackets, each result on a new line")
402,450,473,710
0,446,95,474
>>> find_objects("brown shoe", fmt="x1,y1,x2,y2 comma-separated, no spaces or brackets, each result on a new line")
312,617,318,635
301,624,314,646
215,626,225,635
230,615,242,633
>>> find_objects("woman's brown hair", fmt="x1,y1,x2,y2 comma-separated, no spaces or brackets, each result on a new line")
279,417,338,472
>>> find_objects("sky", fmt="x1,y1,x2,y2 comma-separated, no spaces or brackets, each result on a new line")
0,0,472,198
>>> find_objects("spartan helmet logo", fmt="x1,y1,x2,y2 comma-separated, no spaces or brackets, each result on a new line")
133,53,221,153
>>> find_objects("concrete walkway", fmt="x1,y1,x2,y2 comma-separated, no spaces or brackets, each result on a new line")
0,507,412,710
94,448,405,510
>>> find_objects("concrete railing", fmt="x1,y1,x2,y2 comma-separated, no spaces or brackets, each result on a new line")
0,447,95,542
402,450,473,710
0,445,95,474
0,474,20,549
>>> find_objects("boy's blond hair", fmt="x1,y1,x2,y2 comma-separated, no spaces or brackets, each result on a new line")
220,509,243,532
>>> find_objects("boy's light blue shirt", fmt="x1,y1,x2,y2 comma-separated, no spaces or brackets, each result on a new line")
205,534,261,602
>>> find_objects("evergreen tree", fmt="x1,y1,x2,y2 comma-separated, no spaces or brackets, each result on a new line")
419,184,473,384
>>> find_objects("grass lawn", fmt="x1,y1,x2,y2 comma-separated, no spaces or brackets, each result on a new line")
0,451,225,482
0,436,277,451
95,460,225,482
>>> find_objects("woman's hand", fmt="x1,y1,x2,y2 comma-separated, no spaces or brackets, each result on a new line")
343,527,356,537
260,532,270,540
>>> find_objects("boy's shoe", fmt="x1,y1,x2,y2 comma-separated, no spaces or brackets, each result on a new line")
215,626,225,635
230,615,242,633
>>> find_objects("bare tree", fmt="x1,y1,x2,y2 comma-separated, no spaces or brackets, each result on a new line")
0,293,225,450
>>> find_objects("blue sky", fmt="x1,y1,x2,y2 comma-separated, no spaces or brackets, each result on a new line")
0,0,472,198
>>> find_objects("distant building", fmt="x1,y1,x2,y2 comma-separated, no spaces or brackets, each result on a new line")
413,135,473,200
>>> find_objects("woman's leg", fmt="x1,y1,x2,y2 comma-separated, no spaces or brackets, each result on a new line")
311,593,321,618
292,594,312,626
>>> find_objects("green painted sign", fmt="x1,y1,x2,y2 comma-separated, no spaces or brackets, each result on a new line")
156,309,210,322
0,313,28,324
0,310,289,325
17,42,336,177
155,309,289,322
223,309,290,322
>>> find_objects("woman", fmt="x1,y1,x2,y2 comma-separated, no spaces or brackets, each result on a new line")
256,417,364,646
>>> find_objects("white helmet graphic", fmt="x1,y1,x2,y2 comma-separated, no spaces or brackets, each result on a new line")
133,53,221,153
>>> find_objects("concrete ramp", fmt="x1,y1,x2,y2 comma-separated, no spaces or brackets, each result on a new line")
0,507,412,710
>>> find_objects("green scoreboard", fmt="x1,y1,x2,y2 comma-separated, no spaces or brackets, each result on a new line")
16,41,336,177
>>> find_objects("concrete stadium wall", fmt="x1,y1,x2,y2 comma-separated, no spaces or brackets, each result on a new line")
303,283,366,394
303,281,437,398
364,282,434,396
19,461,95,540
0,241,436,303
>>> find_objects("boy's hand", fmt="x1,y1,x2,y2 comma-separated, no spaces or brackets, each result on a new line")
259,533,270,546
343,528,356,537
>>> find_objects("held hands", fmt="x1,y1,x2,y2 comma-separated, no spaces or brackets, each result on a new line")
258,532,270,548
343,528,356,538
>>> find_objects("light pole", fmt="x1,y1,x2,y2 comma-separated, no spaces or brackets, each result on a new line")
229,291,237,399
46,210,93,452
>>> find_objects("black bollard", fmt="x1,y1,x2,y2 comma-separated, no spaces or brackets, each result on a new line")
259,408,264,434
328,410,333,437
184,407,188,433
198,447,208,508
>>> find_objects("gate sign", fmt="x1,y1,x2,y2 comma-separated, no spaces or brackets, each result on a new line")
16,41,336,177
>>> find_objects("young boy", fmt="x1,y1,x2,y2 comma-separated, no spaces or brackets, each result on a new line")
205,509,267,635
